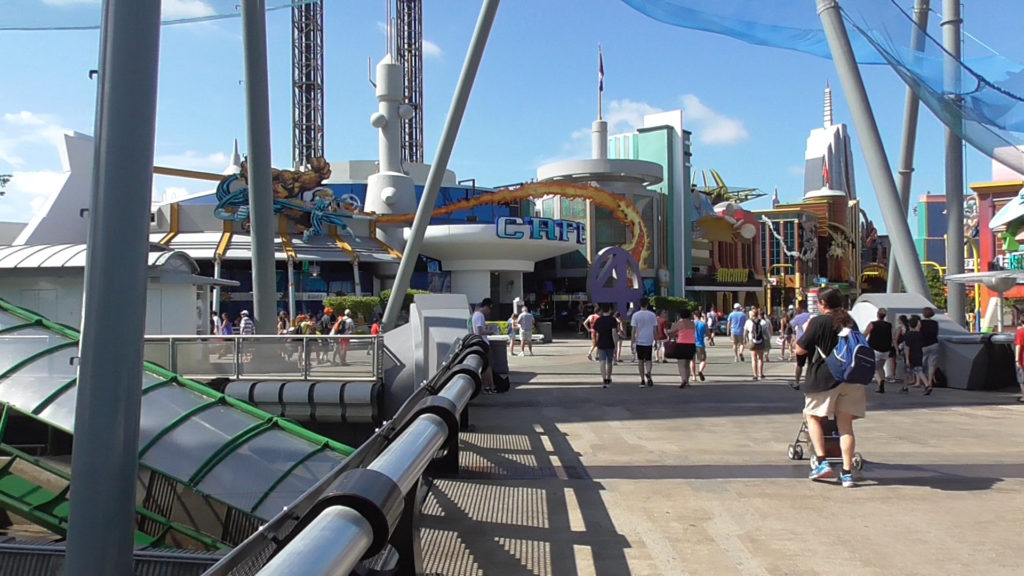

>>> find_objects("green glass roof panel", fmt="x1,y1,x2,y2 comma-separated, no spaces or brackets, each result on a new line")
0,310,26,330
0,347,78,420
254,450,345,518
140,404,259,485
137,385,216,450
0,327,72,375
196,428,322,514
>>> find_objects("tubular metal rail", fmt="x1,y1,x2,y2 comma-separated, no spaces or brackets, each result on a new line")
201,334,490,576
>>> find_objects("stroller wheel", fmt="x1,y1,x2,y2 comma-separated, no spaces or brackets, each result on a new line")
787,444,803,460
852,453,864,471
809,455,820,469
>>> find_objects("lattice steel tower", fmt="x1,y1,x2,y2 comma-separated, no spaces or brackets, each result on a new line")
395,0,424,163
292,0,325,169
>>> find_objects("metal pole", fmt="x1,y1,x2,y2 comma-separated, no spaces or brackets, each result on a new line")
287,258,297,322
381,0,501,330
242,0,278,334
943,0,965,323
816,0,930,299
888,0,931,292
213,258,223,325
65,1,161,574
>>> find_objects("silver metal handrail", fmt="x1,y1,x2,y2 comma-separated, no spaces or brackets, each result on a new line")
143,334,381,381
253,340,485,576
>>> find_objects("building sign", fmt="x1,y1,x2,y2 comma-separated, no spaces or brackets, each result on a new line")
715,268,751,283
496,217,586,244
997,253,1024,270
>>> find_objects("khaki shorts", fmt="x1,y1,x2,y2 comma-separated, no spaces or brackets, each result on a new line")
731,334,744,346
803,382,867,419
694,347,707,362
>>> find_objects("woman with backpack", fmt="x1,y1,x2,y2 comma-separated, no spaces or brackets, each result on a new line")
744,308,771,380
794,287,866,488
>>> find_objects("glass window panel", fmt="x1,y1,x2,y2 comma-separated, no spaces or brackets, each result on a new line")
138,385,214,450
0,346,77,413
141,405,259,484
37,388,78,431
197,429,325,513
0,327,72,375
0,310,27,330
254,450,346,519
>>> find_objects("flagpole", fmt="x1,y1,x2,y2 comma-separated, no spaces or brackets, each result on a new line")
598,44,603,120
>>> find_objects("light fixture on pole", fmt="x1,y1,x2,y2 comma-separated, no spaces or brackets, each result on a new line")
309,263,321,278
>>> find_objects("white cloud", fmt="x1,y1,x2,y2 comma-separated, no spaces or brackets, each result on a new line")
680,94,748,145
423,40,443,59
0,112,69,170
0,170,68,223
569,98,665,142
162,0,216,20
788,165,805,176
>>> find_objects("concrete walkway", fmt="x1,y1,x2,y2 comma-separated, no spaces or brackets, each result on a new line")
421,336,1024,575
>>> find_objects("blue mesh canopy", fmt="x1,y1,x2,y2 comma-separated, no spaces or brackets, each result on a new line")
623,0,1024,174
0,0,314,31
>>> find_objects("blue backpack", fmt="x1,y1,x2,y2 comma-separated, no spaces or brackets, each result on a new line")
824,327,876,385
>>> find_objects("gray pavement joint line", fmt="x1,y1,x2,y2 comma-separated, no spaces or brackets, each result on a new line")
702,500,771,576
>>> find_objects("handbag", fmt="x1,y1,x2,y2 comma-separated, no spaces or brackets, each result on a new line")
663,340,682,359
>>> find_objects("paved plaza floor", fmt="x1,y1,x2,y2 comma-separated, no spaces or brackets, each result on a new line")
421,336,1024,575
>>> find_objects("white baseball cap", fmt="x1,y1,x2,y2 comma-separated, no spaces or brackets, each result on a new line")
733,303,742,310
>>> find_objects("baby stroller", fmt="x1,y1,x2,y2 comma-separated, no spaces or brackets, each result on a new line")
787,418,864,471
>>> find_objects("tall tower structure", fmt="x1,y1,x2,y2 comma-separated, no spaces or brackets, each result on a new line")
292,0,325,169
395,0,424,164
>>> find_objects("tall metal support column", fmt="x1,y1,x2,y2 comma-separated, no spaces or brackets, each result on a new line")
816,0,929,299
65,1,161,574
943,0,965,324
888,0,930,293
291,0,324,169
243,0,278,334
382,0,501,330
396,0,424,164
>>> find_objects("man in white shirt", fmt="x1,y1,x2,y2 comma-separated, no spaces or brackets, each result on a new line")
515,307,535,357
629,297,659,388
472,298,493,342
471,298,496,393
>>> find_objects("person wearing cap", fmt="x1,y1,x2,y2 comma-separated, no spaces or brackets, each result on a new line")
471,298,497,393
726,303,749,363
239,310,255,335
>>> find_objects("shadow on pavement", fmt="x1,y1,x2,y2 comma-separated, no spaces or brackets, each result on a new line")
421,420,631,575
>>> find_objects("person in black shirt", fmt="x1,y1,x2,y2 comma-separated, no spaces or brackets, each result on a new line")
903,315,928,392
794,288,866,488
593,304,619,388
863,308,894,393
920,307,940,391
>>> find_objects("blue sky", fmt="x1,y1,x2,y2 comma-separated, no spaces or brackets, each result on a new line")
1,0,1023,235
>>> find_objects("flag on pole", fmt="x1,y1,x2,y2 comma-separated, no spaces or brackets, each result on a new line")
598,46,604,93
822,155,831,188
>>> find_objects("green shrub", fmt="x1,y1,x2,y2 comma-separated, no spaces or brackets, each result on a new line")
650,296,698,317
322,296,380,325
379,288,430,312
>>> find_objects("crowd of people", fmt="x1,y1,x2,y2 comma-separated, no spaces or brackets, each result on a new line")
212,307,380,368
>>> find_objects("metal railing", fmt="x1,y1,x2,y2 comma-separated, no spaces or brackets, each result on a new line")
200,334,489,576
142,334,381,381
